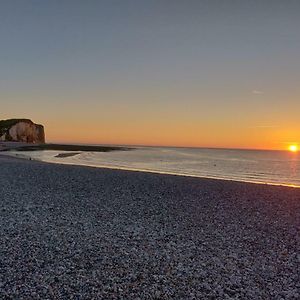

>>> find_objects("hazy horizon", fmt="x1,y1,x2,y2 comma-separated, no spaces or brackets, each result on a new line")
1,1,300,150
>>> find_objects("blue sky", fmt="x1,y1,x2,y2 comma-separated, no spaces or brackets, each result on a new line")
1,0,300,148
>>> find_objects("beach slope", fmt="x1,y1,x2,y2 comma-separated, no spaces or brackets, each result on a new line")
0,155,299,299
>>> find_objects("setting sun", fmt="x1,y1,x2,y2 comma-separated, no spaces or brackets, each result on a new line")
289,145,298,152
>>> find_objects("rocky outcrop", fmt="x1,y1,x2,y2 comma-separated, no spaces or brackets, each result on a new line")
0,119,45,143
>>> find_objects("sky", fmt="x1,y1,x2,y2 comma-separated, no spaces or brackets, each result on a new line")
1,0,300,150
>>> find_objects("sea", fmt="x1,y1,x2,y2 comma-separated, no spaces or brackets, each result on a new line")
9,146,300,187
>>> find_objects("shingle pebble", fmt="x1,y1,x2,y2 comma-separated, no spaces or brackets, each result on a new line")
0,155,299,299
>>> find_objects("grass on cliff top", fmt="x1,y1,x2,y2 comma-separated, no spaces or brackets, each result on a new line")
0,119,33,135
0,119,33,128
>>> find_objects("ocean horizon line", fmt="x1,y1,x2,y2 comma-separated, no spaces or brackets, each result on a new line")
42,142,293,153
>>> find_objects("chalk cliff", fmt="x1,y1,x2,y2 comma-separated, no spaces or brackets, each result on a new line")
0,119,45,143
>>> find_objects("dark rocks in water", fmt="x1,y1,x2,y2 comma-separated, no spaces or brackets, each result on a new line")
55,152,81,158
0,119,45,143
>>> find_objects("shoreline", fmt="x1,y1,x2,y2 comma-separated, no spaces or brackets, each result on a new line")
1,151,299,189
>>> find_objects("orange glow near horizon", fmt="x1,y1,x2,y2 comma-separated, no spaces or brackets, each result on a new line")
3,97,300,151
39,116,300,151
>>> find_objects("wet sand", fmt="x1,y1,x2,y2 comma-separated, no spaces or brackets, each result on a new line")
0,155,299,299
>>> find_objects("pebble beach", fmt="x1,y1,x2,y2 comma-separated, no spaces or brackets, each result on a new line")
0,155,299,299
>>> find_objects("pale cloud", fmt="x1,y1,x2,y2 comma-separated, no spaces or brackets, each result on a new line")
252,90,264,95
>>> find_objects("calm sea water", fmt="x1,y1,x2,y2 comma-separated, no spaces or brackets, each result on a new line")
10,147,300,187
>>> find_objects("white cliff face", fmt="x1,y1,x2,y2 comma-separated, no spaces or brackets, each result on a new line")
9,122,37,142
0,119,45,143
